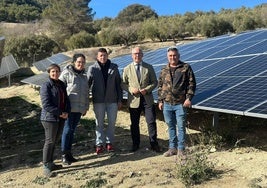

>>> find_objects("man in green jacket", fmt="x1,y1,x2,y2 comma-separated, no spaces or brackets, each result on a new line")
121,47,160,152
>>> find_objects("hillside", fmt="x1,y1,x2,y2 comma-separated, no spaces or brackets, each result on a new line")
0,82,267,187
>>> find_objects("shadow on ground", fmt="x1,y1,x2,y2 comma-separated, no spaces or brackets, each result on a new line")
0,96,266,174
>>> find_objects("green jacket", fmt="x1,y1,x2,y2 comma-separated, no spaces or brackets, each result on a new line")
121,61,157,108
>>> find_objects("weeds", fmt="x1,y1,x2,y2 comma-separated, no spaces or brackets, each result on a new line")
190,117,224,150
176,151,216,187
32,176,50,185
80,171,107,188
248,177,264,188
81,178,107,188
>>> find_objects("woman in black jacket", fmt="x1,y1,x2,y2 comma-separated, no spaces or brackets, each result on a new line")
40,63,71,177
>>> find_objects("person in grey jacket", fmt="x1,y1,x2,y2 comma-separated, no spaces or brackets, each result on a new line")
40,63,70,177
87,48,122,155
59,53,89,165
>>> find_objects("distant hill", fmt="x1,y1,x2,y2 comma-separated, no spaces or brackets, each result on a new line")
0,0,44,22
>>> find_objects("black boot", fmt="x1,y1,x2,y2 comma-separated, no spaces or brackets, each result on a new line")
51,162,63,171
62,151,72,165
68,153,78,163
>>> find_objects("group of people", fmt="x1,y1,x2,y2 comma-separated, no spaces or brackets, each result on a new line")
40,46,196,177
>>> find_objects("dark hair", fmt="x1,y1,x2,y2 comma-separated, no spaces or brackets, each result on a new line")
47,63,60,73
98,47,108,53
72,53,86,63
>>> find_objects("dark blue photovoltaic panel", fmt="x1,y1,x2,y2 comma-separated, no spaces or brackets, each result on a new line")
234,40,267,56
153,65,164,74
194,56,251,77
197,76,267,112
33,59,50,72
183,46,226,61
207,41,257,59
21,72,49,86
33,53,71,72
144,49,166,64
48,53,70,63
112,54,132,68
218,55,267,77
240,29,267,42
246,102,267,116
21,62,93,86
192,77,247,104
179,35,230,54
190,59,218,71
195,77,210,84
217,31,259,46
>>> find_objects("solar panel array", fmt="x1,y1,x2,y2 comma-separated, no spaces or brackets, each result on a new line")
112,29,267,119
21,53,72,86
0,54,20,78
21,29,267,119
21,60,93,87
33,53,71,72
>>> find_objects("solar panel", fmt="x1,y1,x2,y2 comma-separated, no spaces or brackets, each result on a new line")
21,72,49,86
33,53,71,72
21,62,93,87
0,55,19,78
196,73,267,114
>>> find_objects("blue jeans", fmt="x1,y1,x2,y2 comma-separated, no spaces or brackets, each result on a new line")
93,103,118,146
61,112,82,152
163,103,186,150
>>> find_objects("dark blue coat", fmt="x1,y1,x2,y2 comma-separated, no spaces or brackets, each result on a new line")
40,78,71,122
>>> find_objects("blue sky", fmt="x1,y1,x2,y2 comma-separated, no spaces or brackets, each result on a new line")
90,0,266,19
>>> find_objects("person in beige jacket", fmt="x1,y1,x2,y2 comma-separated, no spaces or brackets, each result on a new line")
121,47,160,152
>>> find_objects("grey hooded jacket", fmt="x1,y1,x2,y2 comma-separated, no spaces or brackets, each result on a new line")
59,64,89,113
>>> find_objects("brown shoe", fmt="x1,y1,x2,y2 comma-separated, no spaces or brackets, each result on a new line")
176,150,186,165
163,148,177,157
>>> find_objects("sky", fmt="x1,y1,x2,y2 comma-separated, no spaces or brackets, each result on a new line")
90,0,266,19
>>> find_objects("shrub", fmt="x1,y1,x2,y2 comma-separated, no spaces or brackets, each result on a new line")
176,151,216,186
64,31,95,50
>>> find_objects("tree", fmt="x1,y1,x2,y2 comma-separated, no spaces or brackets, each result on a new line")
96,27,121,46
4,35,59,67
42,0,95,46
141,18,160,41
93,17,113,32
115,4,158,26
115,23,141,46
0,1,42,22
64,31,95,50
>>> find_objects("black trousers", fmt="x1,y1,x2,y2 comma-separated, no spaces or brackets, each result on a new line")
42,119,64,164
129,96,158,147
